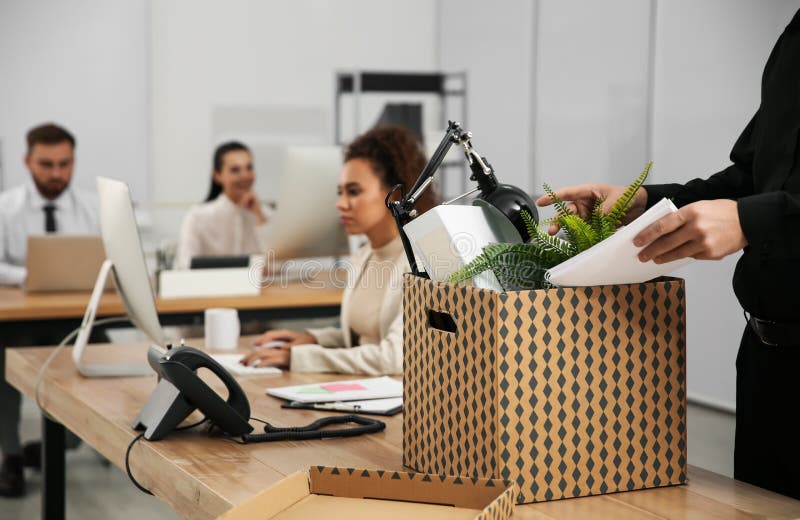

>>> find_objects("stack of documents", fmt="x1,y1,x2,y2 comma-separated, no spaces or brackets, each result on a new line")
266,376,403,415
546,198,693,287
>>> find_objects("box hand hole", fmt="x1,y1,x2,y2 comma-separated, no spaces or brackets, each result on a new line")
427,309,457,333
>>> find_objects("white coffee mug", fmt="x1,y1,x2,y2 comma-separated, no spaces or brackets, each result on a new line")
204,308,240,350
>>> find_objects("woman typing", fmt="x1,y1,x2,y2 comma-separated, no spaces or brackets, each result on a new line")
241,126,435,375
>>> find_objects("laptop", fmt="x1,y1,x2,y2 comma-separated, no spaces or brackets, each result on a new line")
26,235,114,292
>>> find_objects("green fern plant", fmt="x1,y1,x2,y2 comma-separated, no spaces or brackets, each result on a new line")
607,161,652,228
449,161,653,290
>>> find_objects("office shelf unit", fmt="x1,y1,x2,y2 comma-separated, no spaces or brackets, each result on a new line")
334,71,468,196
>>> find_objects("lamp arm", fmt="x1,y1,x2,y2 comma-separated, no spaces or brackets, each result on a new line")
462,139,498,195
404,120,465,208
388,120,466,277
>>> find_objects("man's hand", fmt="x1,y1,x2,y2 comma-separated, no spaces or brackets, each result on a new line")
634,199,748,263
536,183,648,234
238,191,267,224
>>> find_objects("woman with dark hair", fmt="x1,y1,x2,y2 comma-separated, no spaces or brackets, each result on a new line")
175,141,270,268
241,125,435,374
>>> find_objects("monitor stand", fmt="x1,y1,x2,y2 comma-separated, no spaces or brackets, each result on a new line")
72,259,152,377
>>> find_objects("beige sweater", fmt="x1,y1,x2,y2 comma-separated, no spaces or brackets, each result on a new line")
175,194,270,269
291,238,409,375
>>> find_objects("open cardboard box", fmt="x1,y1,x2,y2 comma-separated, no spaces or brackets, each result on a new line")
403,274,687,503
219,466,517,520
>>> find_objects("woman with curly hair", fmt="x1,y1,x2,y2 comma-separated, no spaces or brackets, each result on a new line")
241,125,435,374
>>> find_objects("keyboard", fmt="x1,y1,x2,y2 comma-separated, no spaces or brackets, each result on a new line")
210,354,282,376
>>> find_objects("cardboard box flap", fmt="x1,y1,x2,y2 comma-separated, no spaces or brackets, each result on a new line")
218,471,308,520
309,466,516,510
219,467,517,520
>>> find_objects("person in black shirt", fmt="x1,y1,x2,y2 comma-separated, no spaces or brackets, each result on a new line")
538,9,800,498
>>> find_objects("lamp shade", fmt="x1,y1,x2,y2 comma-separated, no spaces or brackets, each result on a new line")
475,183,538,242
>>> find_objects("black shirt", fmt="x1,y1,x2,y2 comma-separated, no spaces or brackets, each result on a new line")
645,9,800,323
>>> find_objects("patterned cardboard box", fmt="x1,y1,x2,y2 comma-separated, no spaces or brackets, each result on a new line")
403,274,687,504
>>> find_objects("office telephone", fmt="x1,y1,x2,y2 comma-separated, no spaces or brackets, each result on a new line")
132,345,252,440
132,345,385,442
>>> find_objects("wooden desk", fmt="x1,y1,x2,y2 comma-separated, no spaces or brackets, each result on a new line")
7,342,800,520
0,282,342,339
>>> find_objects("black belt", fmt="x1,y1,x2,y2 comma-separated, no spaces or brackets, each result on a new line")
748,315,800,347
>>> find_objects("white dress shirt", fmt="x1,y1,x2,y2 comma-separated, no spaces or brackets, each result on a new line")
0,180,100,286
175,194,271,269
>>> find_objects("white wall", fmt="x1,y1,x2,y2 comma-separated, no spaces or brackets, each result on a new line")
652,0,800,410
438,1,537,195
533,0,655,194
150,0,439,242
0,0,150,201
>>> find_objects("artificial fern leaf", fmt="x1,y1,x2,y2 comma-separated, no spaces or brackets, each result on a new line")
607,161,652,228
493,267,549,290
589,197,605,235
531,224,575,259
542,183,574,219
589,197,616,240
536,215,580,251
520,210,539,241
489,245,553,290
560,214,598,252
449,243,512,285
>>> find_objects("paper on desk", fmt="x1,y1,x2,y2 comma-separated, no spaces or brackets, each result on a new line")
545,197,693,287
266,376,402,403
311,397,403,414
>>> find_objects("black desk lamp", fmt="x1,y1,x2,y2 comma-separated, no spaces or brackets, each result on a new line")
386,120,538,278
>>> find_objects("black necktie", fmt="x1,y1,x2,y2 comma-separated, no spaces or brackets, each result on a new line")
43,204,57,233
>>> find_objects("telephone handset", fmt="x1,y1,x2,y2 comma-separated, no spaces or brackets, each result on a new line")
132,345,253,441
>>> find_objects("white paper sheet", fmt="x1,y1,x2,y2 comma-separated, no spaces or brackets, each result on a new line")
266,376,403,403
545,198,693,287
299,397,403,414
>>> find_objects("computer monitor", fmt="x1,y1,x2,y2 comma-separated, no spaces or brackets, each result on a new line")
72,177,165,377
190,255,250,270
264,146,349,261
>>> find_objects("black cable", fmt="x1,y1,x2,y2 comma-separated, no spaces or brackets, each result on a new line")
125,418,207,495
35,316,132,415
219,416,301,445
241,415,385,443
125,433,153,496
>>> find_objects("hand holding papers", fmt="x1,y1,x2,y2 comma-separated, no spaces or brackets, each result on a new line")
546,198,693,286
